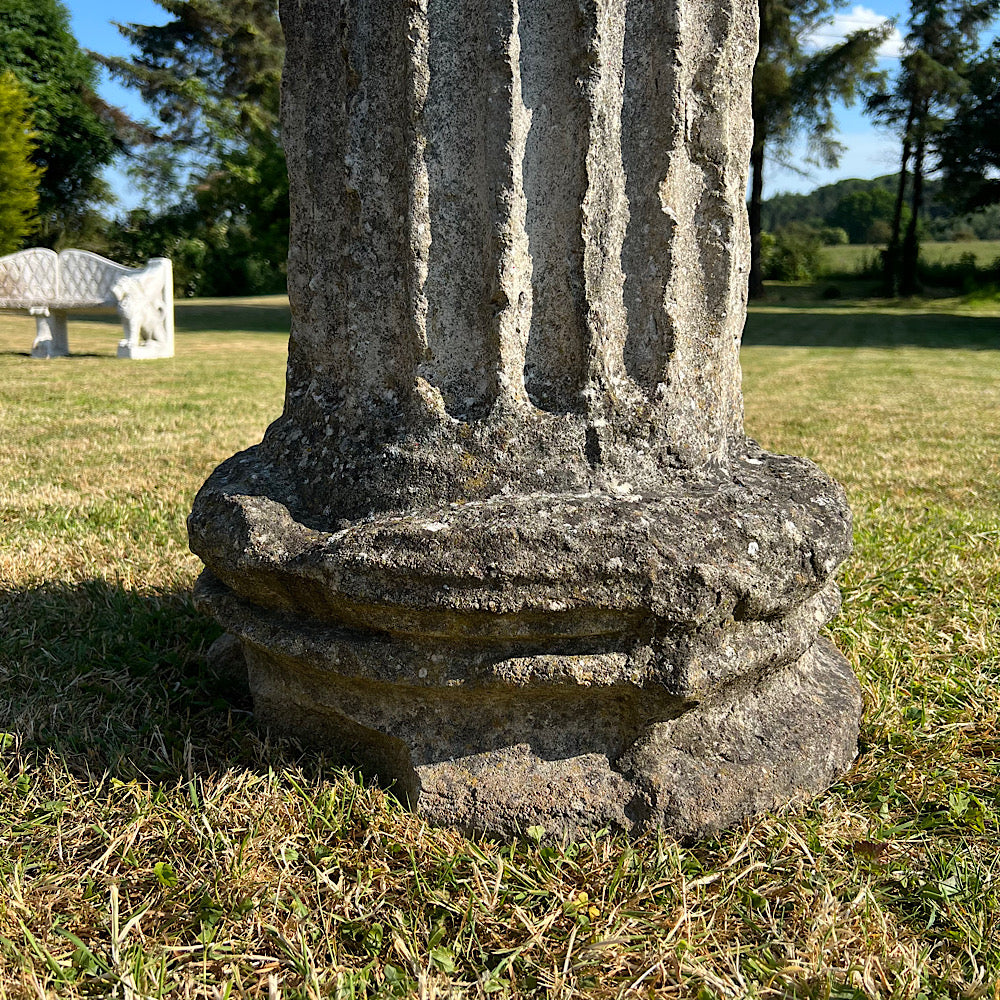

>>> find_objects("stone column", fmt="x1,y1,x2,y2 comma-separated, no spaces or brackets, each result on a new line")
189,0,861,839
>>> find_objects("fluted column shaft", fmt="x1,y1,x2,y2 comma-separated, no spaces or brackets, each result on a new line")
273,0,756,514
189,0,861,840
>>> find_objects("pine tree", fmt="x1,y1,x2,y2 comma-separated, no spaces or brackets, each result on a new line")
98,0,282,154
0,70,41,254
750,0,891,298
869,0,999,296
940,40,1000,212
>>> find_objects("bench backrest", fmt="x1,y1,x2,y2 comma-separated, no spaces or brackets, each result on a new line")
0,249,144,309
59,250,136,306
0,248,58,307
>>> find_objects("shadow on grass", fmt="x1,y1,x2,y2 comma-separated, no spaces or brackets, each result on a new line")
174,300,291,336
0,579,348,783
744,307,1000,349
0,350,110,359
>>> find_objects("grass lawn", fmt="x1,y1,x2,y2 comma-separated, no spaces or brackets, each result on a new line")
1,294,999,998
820,240,1000,277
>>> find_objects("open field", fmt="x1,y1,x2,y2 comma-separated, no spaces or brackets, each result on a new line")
820,240,1000,276
1,297,999,998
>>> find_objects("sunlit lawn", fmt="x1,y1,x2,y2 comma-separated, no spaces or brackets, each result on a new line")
0,293,998,998
820,239,1000,275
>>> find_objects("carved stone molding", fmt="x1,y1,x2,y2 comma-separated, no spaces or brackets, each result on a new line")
189,0,860,838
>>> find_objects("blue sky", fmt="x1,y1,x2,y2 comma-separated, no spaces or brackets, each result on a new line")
64,0,909,206
782,0,909,191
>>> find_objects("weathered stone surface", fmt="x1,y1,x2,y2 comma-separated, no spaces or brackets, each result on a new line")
197,576,859,838
189,0,860,838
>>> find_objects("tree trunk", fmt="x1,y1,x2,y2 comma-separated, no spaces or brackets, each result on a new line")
884,107,914,297
901,128,925,297
748,140,766,300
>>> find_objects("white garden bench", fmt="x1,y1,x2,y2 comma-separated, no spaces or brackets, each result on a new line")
0,248,174,359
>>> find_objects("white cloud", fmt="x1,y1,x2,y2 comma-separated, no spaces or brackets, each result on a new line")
803,5,905,60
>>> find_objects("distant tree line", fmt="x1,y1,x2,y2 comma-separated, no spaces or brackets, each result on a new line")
756,172,1000,282
761,172,1000,241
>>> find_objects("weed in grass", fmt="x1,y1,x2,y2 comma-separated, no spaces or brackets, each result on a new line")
1,300,999,997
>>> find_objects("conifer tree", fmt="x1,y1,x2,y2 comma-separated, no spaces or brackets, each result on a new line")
750,0,891,297
98,0,282,153
869,0,999,296
940,41,1000,214
99,0,287,294
0,70,41,254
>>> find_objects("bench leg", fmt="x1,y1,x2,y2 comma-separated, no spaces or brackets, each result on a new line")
30,310,69,358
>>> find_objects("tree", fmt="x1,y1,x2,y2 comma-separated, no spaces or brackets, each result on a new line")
826,186,904,242
189,126,288,294
761,223,824,280
98,0,287,295
99,0,282,154
750,0,891,297
0,0,125,244
0,70,41,253
940,41,1000,211
869,0,999,296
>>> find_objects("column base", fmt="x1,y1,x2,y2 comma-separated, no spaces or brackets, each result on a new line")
210,624,858,839
190,444,859,839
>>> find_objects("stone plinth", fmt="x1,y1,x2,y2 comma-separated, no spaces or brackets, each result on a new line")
189,0,860,839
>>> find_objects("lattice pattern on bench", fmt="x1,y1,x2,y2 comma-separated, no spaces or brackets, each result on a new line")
58,250,134,307
0,248,58,306
0,249,174,359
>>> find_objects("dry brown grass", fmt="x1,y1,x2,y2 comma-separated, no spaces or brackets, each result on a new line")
0,299,998,999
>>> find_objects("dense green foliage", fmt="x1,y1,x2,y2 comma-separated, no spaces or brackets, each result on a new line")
868,0,1000,295
108,129,288,297
826,186,900,243
749,0,890,296
0,0,121,245
759,223,824,280
0,70,40,253
763,174,900,231
942,40,1000,211
100,0,288,296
